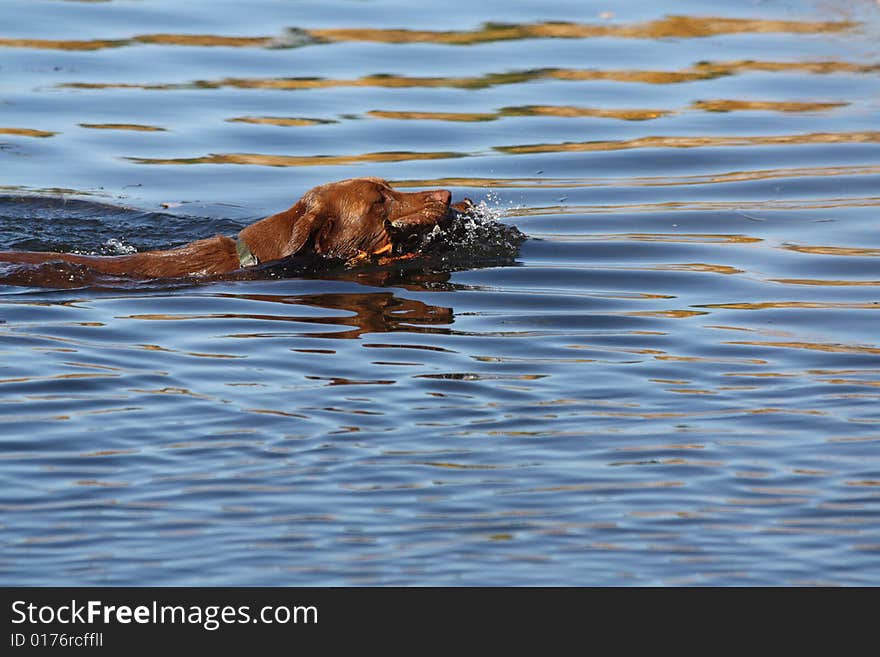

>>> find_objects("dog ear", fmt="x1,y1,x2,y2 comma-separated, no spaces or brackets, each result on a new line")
237,195,327,262
313,217,337,255
283,203,328,257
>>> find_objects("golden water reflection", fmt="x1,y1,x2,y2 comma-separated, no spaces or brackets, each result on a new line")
55,59,880,92
0,15,856,50
124,133,880,168
726,341,880,355
771,278,880,286
308,16,855,44
228,100,843,127
507,197,879,217
781,244,880,257
497,131,880,155
392,165,880,190
127,150,463,167
227,116,337,127
691,99,848,113
369,106,672,122
0,127,56,138
79,123,166,131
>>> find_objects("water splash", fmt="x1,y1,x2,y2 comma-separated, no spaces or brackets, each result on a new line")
419,193,527,264
99,237,138,255
68,236,138,256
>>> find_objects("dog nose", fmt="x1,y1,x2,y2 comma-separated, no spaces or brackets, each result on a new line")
430,190,451,205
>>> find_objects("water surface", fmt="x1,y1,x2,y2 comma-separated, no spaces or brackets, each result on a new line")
2,0,880,585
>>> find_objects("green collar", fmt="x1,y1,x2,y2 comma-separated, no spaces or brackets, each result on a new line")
235,236,259,268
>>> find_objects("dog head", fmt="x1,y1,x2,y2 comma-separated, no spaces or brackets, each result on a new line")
291,177,452,259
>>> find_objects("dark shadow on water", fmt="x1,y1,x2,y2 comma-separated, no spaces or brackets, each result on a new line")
216,291,456,339
0,194,244,253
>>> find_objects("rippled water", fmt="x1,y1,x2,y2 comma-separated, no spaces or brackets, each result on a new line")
2,0,880,585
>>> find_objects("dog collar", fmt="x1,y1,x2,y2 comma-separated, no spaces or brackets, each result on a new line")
235,236,259,268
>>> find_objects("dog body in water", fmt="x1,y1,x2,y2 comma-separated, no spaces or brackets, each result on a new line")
0,178,468,279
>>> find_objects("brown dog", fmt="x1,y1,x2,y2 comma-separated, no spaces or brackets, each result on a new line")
0,177,461,279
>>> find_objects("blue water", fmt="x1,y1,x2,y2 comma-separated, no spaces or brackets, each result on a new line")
1,0,880,585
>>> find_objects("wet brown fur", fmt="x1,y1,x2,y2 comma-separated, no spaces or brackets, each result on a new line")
0,177,453,279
